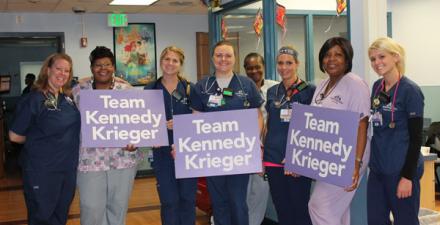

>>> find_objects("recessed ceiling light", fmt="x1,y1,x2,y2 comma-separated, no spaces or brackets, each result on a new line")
169,1,194,7
109,0,159,6
224,15,253,19
227,25,245,29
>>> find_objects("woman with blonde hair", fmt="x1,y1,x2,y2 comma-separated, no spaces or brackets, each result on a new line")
9,53,81,225
144,46,199,225
368,37,424,225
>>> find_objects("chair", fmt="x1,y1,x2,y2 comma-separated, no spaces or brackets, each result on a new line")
425,122,440,191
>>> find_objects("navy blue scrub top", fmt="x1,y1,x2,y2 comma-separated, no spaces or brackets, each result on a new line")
11,91,81,172
370,76,424,175
144,79,200,146
263,81,315,164
192,74,263,112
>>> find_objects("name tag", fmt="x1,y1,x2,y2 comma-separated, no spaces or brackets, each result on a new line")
208,95,223,107
372,111,383,127
280,109,292,122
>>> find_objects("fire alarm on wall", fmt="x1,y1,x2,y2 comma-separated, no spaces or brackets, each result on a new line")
80,37,88,48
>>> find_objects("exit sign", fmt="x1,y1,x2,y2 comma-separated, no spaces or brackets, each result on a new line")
108,14,128,27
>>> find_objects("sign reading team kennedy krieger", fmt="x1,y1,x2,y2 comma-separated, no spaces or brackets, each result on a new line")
79,90,168,147
284,104,359,187
173,109,262,179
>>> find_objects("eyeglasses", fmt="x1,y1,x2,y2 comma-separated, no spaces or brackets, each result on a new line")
93,63,112,69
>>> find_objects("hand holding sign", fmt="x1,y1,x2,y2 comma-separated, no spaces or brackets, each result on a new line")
79,90,169,148
173,109,262,178
284,103,359,187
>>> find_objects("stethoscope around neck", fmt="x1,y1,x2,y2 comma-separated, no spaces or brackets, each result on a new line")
203,73,250,107
371,77,401,129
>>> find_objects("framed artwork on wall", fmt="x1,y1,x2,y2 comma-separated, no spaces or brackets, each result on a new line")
113,23,157,86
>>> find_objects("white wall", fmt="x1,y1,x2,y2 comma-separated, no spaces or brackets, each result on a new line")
0,13,208,83
312,16,347,84
388,0,440,86
350,0,387,86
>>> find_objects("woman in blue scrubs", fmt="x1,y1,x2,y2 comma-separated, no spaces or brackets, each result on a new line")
263,46,315,225
144,46,199,225
192,41,264,225
9,53,80,225
368,37,424,225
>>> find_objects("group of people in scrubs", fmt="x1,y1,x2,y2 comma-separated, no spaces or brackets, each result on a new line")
9,35,424,225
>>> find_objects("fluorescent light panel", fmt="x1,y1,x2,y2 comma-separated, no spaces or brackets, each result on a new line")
109,0,158,6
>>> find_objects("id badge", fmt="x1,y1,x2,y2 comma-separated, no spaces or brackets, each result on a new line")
208,95,223,107
372,111,383,127
280,109,292,122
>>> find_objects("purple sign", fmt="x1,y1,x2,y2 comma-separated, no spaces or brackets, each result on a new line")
79,90,168,148
284,103,359,187
173,109,262,178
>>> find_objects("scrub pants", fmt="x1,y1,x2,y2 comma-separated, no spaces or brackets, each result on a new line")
367,167,423,225
153,147,197,225
77,167,137,225
246,174,269,225
207,173,249,225
266,167,312,225
308,180,356,225
22,169,76,225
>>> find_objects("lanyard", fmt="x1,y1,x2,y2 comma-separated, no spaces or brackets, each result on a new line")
275,78,302,108
372,77,401,128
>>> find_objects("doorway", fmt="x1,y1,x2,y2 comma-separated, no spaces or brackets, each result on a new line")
0,32,64,178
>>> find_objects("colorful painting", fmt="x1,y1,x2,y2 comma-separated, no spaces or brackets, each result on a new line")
114,23,157,86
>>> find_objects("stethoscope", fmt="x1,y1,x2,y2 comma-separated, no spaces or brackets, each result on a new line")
371,77,401,129
274,78,303,109
202,73,250,107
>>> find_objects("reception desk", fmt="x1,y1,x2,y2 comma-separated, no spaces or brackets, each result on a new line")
421,153,437,210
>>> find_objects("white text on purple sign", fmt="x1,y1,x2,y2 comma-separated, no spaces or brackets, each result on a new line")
178,119,257,172
289,112,353,178
84,95,163,144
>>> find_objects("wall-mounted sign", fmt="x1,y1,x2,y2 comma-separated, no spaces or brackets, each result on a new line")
108,14,128,27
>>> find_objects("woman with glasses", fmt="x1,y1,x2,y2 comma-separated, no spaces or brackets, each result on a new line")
367,37,424,225
308,37,370,225
263,46,315,225
144,46,199,225
72,46,140,225
9,53,80,225
192,40,264,225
